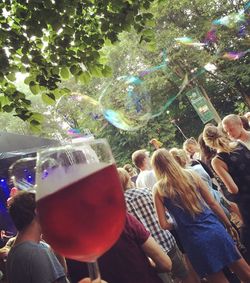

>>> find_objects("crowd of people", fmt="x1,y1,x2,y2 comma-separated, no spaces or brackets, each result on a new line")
1,113,250,282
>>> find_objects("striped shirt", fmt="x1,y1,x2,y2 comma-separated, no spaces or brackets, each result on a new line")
125,188,176,253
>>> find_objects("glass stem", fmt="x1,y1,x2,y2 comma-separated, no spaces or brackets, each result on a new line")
87,261,101,283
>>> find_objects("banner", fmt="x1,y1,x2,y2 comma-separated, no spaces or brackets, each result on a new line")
186,87,214,124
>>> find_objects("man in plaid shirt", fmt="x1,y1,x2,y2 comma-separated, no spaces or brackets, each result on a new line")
125,187,191,283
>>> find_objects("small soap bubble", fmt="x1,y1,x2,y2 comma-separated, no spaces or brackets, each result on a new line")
213,12,245,28
175,37,205,47
222,50,250,60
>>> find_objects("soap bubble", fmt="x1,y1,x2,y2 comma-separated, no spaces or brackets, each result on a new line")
222,49,250,60
175,1,250,62
150,73,189,118
67,128,83,138
102,109,150,131
55,92,106,132
175,37,206,47
98,63,191,131
98,49,189,131
209,5,250,58
212,11,246,28
99,76,151,131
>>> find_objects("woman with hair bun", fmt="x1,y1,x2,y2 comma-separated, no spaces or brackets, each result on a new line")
203,124,250,263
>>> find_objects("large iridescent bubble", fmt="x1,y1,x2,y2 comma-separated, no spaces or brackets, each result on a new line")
99,76,152,131
98,70,189,131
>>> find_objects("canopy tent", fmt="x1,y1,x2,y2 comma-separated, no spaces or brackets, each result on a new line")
0,131,60,232
0,131,60,157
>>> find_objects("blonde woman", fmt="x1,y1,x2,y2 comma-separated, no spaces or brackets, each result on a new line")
151,148,250,283
169,148,232,218
183,137,200,160
117,168,199,283
203,124,250,264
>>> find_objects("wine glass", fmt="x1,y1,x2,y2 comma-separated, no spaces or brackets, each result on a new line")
36,139,126,282
8,157,37,191
11,139,126,282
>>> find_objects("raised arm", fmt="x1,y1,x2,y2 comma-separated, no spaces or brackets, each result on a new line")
153,185,173,230
142,236,172,272
211,157,239,194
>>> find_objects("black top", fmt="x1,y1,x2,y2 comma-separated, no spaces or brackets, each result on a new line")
216,143,250,196
216,142,250,226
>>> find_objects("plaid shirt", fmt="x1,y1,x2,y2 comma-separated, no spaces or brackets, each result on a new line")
125,188,176,253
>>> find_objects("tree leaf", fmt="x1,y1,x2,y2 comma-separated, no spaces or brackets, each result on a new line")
60,67,70,80
70,65,80,75
0,95,10,106
30,123,42,133
88,65,103,78
24,76,36,85
29,112,44,123
30,119,41,126
42,93,56,105
145,41,157,52
0,72,4,83
29,82,40,95
77,71,91,84
3,104,14,113
6,73,16,81
102,65,113,77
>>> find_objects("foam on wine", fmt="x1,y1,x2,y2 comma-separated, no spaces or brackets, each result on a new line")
36,162,110,201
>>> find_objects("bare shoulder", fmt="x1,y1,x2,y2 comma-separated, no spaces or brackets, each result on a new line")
211,156,227,170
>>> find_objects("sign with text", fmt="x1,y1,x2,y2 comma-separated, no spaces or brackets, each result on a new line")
186,87,214,124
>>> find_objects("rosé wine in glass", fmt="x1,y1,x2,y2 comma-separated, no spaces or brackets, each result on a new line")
35,139,126,282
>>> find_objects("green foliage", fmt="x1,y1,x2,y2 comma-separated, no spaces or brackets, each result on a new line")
97,111,178,166
0,0,155,126
60,67,71,80
234,101,249,115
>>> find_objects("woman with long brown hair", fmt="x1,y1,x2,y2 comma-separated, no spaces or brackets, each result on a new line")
151,148,250,283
